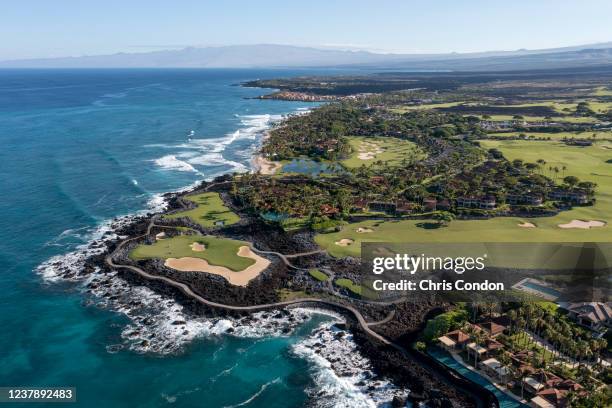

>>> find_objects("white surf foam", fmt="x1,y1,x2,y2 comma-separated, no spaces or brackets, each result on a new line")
293,322,409,408
154,155,199,173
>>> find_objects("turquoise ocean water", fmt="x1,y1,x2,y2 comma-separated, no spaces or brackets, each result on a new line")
0,69,406,407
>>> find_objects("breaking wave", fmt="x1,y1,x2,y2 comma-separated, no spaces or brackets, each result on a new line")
293,322,409,407
151,113,285,178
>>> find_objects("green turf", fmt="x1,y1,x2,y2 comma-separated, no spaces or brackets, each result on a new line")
475,114,599,124
390,101,465,113
164,192,239,228
334,278,363,296
341,136,425,169
129,235,254,271
485,131,611,140
308,268,329,281
316,140,611,257
593,87,612,97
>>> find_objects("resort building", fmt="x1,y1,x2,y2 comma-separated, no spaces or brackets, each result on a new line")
437,329,471,351
561,302,612,332
478,358,510,383
477,321,507,338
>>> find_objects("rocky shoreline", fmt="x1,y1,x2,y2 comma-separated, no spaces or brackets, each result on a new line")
47,176,489,408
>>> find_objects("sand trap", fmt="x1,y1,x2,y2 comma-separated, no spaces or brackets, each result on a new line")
164,246,270,286
356,141,384,160
253,155,282,175
356,227,374,233
190,242,206,251
558,219,607,229
335,238,354,246
155,232,166,240
518,222,536,228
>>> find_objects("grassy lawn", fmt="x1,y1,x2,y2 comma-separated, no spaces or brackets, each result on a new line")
390,101,465,113
341,136,425,169
593,86,612,97
317,140,611,258
164,192,239,228
334,278,363,296
129,235,254,271
474,114,599,124
485,131,611,140
308,268,329,282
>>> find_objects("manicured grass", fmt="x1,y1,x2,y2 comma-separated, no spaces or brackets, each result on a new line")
129,235,254,271
475,114,599,124
308,268,329,282
164,192,239,228
593,86,612,97
317,141,611,258
341,136,425,169
485,131,611,140
334,278,363,296
390,101,465,113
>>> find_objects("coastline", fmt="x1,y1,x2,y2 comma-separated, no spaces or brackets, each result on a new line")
36,99,481,407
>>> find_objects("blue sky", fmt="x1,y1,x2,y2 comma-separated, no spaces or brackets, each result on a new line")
2,0,612,60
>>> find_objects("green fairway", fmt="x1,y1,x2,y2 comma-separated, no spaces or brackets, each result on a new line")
164,192,239,228
317,140,610,257
129,235,254,271
341,136,425,169
593,86,612,97
390,101,465,113
334,278,363,295
308,268,329,281
475,114,599,124
485,131,611,140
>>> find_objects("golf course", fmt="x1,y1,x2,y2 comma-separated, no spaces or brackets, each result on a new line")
341,136,425,169
317,138,611,258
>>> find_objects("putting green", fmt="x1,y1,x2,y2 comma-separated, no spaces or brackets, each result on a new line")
130,235,254,271
164,192,239,228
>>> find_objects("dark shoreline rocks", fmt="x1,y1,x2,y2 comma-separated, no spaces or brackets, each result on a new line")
81,179,485,407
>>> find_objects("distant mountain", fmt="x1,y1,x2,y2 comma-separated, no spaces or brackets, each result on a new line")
1,42,612,71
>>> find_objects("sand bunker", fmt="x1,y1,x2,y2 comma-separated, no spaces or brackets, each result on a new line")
558,220,606,229
155,232,166,240
164,246,270,287
356,227,374,233
335,238,354,246
357,141,384,160
518,222,537,228
190,242,206,251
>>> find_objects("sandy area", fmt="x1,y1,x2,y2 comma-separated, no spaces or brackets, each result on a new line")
356,227,374,233
558,219,607,229
518,222,536,228
155,232,166,240
335,238,354,246
190,242,206,251
252,155,282,175
357,141,384,160
164,246,270,286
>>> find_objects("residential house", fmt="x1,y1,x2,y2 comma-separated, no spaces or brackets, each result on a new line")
369,201,396,213
351,198,368,213
395,200,417,215
423,198,437,211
